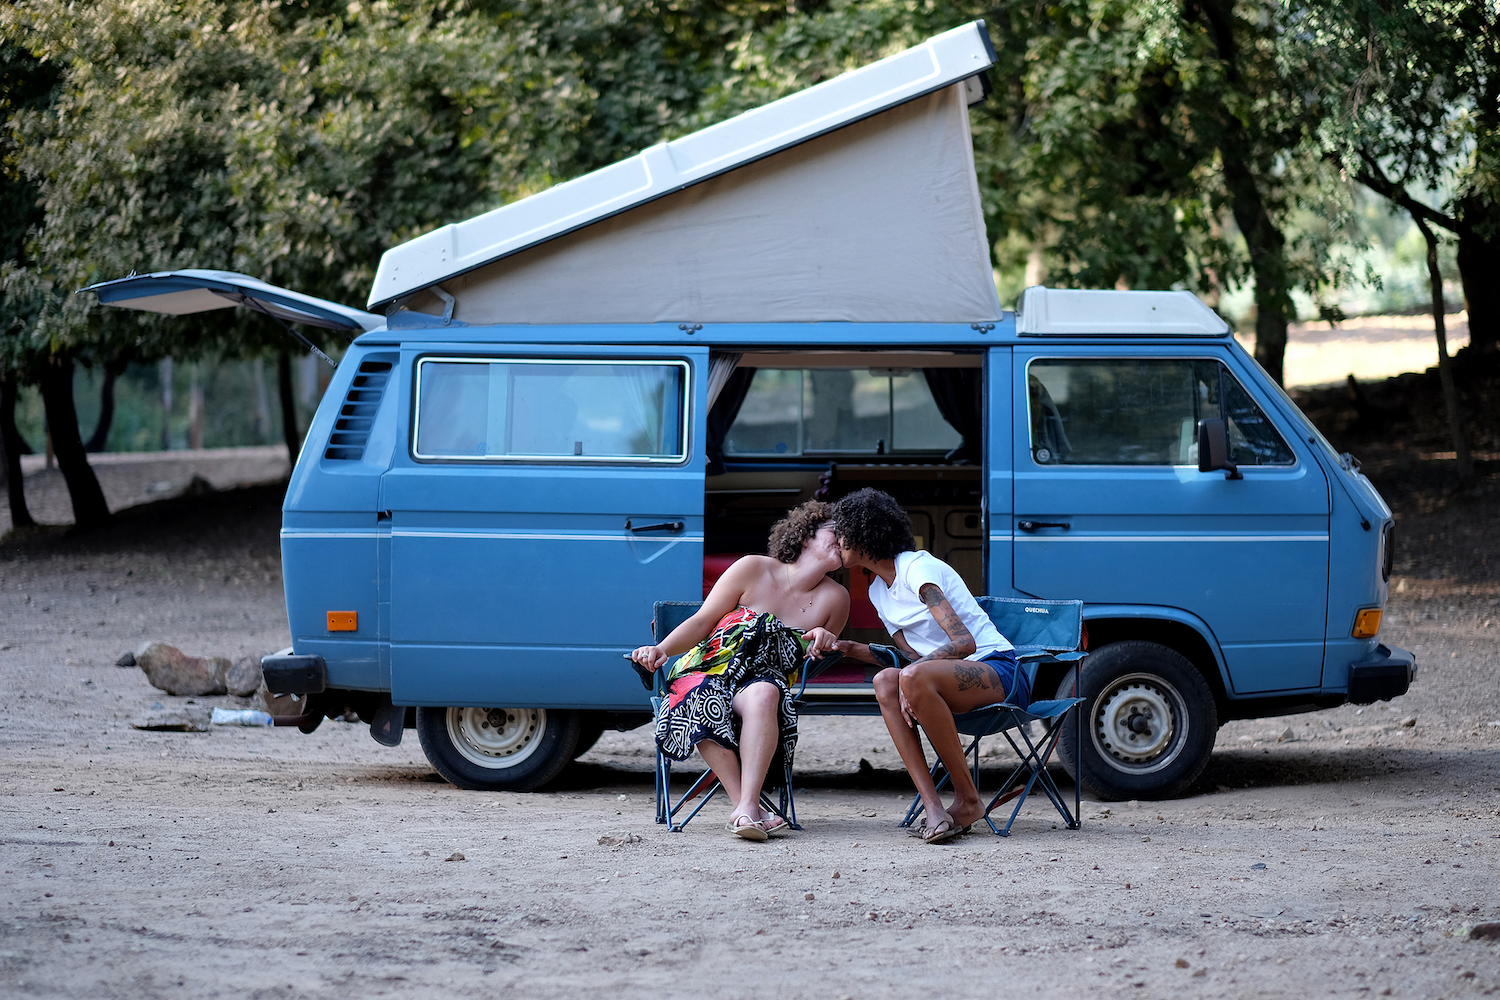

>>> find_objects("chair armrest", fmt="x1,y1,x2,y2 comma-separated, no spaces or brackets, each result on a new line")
794,650,845,701
867,644,910,672
623,653,667,695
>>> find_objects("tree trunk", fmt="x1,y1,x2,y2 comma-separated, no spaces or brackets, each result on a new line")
1223,160,1290,385
188,363,204,450
159,356,173,450
1416,217,1473,484
1190,0,1292,385
1455,221,1498,355
37,353,110,529
84,358,125,453
0,370,36,528
277,349,301,464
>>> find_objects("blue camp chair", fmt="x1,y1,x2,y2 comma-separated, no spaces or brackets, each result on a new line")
631,601,842,833
885,596,1087,837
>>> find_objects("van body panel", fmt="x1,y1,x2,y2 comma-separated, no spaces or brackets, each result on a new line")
1080,602,1231,689
379,344,707,708
984,345,1017,597
1010,344,1332,696
1319,460,1390,694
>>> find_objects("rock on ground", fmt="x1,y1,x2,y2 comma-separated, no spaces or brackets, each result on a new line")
225,655,263,697
128,706,211,732
135,640,230,696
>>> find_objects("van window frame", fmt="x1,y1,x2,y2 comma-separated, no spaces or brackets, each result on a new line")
409,354,693,466
1022,354,1299,470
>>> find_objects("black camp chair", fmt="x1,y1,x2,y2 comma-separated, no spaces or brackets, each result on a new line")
883,596,1088,837
629,601,842,833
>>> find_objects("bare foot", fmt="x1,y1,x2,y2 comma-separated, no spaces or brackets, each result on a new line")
946,799,985,830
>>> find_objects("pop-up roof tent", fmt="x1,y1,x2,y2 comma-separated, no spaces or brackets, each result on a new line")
371,21,1002,326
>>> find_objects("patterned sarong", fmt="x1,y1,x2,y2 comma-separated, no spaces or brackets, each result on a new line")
653,607,807,766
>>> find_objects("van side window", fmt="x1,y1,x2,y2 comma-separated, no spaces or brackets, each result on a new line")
725,368,961,456
1027,359,1293,467
413,358,688,462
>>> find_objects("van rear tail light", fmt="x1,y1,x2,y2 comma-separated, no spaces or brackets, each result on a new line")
1352,608,1382,639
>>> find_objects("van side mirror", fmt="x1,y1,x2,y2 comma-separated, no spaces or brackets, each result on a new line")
1197,417,1242,479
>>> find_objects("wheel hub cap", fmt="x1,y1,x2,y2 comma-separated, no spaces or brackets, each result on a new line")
448,707,545,768
1096,682,1176,763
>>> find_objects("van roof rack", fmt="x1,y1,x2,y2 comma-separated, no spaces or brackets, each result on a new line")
1014,286,1231,337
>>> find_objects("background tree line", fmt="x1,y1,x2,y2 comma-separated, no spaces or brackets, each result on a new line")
1,0,1494,530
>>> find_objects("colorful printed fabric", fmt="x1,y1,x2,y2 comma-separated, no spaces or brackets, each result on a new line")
654,608,808,765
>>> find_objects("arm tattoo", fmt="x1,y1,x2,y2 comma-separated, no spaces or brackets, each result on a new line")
954,661,989,691
910,583,974,666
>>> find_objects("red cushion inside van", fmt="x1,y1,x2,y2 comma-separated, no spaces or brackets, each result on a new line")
703,553,744,597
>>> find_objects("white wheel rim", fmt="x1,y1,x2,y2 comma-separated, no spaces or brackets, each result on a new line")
447,707,546,770
1091,672,1186,774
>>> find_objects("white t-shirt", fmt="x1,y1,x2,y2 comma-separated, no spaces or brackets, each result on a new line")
867,550,1012,659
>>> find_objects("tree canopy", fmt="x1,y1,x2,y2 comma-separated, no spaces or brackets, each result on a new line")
0,0,1494,526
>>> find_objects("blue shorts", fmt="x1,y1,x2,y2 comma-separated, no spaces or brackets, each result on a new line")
979,649,1029,708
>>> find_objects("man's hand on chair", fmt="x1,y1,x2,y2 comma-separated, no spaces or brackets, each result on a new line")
831,639,876,663
631,645,668,672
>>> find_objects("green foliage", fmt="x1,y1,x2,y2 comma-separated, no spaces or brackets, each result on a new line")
1289,0,1498,234
694,0,1362,331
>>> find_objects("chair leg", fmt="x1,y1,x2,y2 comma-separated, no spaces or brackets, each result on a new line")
668,769,721,832
655,752,670,825
981,718,1078,836
780,757,800,830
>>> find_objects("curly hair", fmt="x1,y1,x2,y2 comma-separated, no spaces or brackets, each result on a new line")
831,488,914,562
766,499,833,563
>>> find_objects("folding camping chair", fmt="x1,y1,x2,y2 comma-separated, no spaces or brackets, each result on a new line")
630,601,841,833
888,596,1088,837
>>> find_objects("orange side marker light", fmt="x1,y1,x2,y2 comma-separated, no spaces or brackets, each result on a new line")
327,611,358,632
1351,608,1382,639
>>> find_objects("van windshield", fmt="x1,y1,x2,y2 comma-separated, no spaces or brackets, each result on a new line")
1238,350,1350,469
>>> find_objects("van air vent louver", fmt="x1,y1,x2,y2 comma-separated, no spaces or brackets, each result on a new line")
323,358,393,461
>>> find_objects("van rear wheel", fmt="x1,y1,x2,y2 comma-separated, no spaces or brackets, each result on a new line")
416,706,579,791
1055,641,1216,801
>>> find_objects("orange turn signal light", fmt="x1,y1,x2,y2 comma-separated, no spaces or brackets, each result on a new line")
327,611,358,632
1351,608,1382,639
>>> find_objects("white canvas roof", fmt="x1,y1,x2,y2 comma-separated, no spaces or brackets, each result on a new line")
372,21,1001,325
1015,286,1230,336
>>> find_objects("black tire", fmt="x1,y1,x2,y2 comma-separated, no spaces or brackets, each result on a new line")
572,715,607,759
1056,640,1217,801
415,706,580,792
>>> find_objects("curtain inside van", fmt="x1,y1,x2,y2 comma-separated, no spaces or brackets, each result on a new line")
706,366,758,475
923,368,983,463
415,84,1000,325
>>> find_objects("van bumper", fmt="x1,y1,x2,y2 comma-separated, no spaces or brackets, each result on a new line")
1346,644,1416,704
261,648,329,694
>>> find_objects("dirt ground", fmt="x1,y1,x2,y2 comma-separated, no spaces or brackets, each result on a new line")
1,453,1498,999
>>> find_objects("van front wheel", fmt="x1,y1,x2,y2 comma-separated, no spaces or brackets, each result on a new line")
1055,641,1216,801
416,706,580,791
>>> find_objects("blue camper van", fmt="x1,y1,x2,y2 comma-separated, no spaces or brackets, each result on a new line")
89,22,1413,801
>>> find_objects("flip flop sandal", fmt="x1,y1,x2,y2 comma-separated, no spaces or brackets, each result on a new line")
727,816,768,842
921,819,965,844
762,815,791,837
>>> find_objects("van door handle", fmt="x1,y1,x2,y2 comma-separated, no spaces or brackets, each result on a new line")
626,520,685,533
1017,521,1070,532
